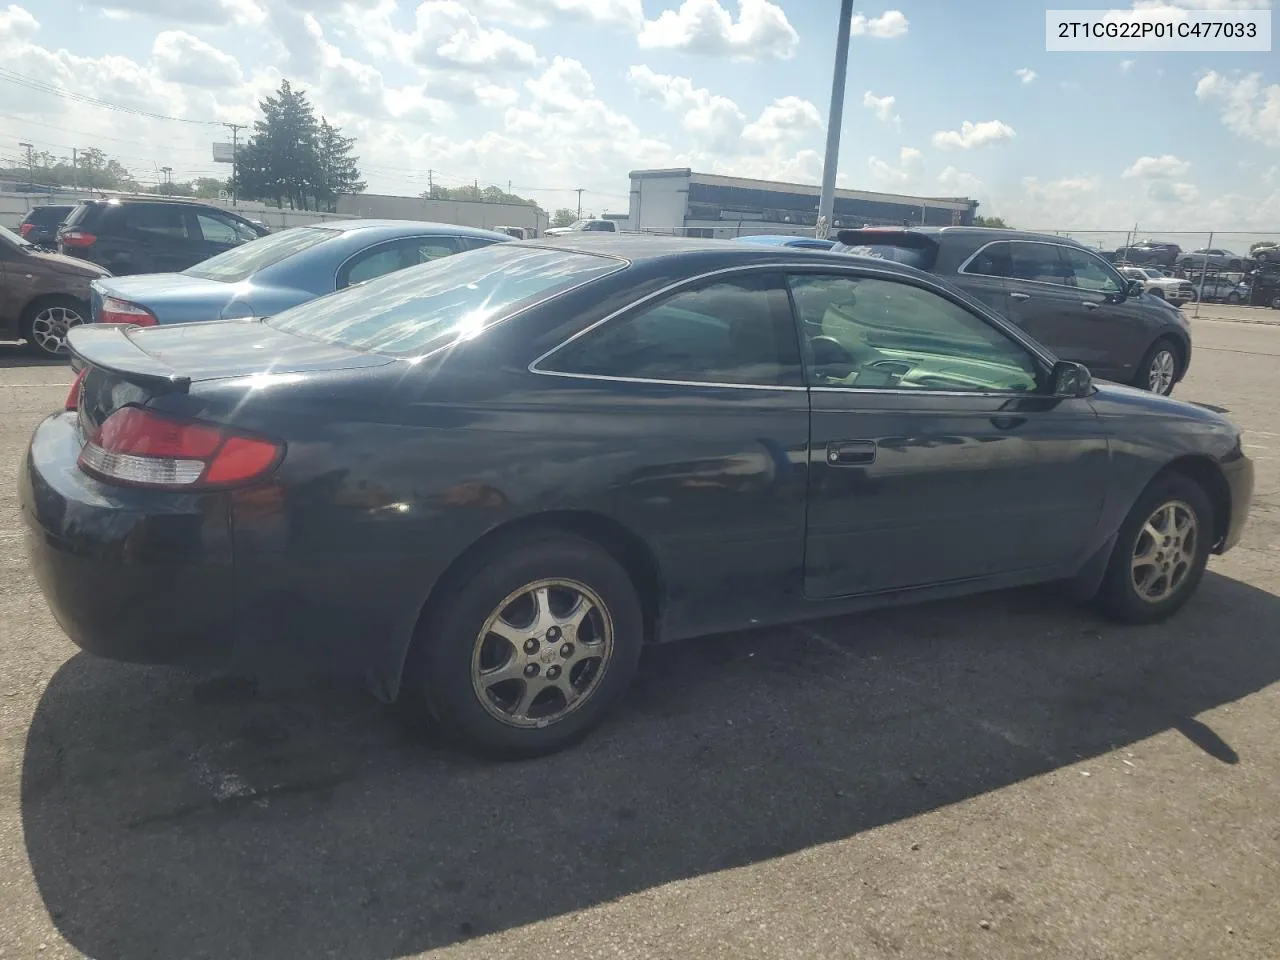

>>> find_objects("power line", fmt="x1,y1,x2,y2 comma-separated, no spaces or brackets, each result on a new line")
0,67,226,126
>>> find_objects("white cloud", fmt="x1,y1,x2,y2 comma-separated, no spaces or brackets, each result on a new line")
932,119,1016,149
411,0,540,72
850,9,909,38
1196,70,1280,147
628,64,746,149
98,0,266,27
465,0,643,30
938,166,982,194
1122,154,1191,179
151,30,243,88
0,3,38,37
867,146,923,187
1146,181,1200,203
1015,68,1036,84
743,95,822,145
862,90,898,123
638,0,799,60
1120,58,1135,72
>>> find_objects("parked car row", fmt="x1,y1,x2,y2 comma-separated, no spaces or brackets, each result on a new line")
20,232,1254,758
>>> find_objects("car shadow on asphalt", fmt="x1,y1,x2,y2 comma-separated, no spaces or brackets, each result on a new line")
0,342,65,368
21,570,1280,959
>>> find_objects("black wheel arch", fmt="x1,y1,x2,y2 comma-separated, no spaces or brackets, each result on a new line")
1149,455,1233,551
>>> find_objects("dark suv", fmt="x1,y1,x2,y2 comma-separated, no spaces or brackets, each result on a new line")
1113,240,1183,270
834,227,1192,395
58,198,269,275
18,205,74,248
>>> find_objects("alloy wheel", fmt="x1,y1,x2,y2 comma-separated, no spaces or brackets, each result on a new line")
470,578,613,728
1146,349,1176,395
1130,500,1197,603
29,305,84,356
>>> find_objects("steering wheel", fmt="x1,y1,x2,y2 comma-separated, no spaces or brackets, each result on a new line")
809,334,876,380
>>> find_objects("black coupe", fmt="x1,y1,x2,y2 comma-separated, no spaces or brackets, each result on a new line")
22,236,1253,757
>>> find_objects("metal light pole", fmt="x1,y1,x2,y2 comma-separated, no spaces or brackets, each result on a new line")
18,141,34,188
816,0,854,240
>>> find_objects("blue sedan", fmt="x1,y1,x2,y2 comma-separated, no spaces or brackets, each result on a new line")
89,220,510,327
732,234,836,251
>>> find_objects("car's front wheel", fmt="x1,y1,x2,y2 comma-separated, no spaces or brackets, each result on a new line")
1096,473,1213,624
411,534,644,758
1136,337,1180,396
21,296,87,358
1226,292,1241,304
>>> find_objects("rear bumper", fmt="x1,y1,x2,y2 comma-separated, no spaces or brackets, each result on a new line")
20,411,235,666
1219,452,1254,553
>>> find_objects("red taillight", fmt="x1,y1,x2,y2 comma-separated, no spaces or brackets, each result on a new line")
99,297,158,327
65,368,87,411
19,222,34,237
59,229,97,248
78,407,284,489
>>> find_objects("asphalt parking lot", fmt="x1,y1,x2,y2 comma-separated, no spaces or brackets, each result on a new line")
1,314,1278,960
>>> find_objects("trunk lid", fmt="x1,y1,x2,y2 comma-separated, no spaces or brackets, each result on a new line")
92,273,239,323
67,320,393,434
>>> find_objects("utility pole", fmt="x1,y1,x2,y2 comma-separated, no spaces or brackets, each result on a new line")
160,166,173,193
575,188,584,220
427,169,433,196
18,141,34,188
816,0,854,240
71,147,78,192
223,122,244,206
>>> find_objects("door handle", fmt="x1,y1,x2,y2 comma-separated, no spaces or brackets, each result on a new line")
827,440,876,466
1082,301,1099,311
1010,292,1031,302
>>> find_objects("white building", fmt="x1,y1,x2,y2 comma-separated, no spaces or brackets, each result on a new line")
627,168,978,239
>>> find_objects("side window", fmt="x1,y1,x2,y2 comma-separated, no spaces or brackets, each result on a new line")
406,236,460,263
1057,246,1123,295
339,242,410,288
1008,241,1067,286
196,213,241,245
126,205,189,239
963,240,1013,278
788,274,1041,394
543,273,802,386
456,236,499,252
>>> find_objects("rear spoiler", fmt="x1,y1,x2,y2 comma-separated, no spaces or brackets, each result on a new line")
66,325,191,389
835,229,938,250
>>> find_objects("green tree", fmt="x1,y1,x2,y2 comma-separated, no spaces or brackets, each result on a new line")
421,183,538,207
973,214,1010,228
235,79,323,210
552,207,577,227
314,117,365,212
190,177,230,199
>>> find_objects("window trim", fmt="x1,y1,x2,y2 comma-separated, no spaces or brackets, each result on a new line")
532,269,806,390
958,238,1126,296
530,262,1057,395
334,234,462,289
194,209,252,245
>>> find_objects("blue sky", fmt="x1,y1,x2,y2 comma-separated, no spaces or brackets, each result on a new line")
1,0,1277,238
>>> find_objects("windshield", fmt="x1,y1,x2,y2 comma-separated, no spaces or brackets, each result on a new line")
267,244,624,357
1141,269,1163,279
184,227,337,283
0,224,33,249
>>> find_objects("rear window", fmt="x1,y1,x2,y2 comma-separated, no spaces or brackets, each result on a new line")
25,206,72,226
61,203,97,228
184,227,338,283
267,244,624,358
831,231,937,270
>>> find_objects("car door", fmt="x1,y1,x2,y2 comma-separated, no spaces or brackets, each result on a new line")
996,241,1111,372
1056,244,1152,382
530,271,810,638
123,204,204,273
953,238,1014,316
790,268,1108,599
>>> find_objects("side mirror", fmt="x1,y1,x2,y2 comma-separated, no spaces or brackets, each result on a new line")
1125,279,1145,298
1052,360,1093,398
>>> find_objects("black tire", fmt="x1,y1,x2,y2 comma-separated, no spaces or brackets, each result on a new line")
1096,473,1213,624
410,534,644,759
1228,260,1242,271
1134,336,1180,395
1226,293,1241,304
20,295,88,358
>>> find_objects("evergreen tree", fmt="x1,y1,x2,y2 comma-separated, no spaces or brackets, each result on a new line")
314,117,365,212
235,79,323,210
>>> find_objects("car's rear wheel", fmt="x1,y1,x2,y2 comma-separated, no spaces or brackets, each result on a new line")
21,296,86,358
411,535,644,758
1226,292,1241,304
1096,473,1213,624
1135,337,1180,395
